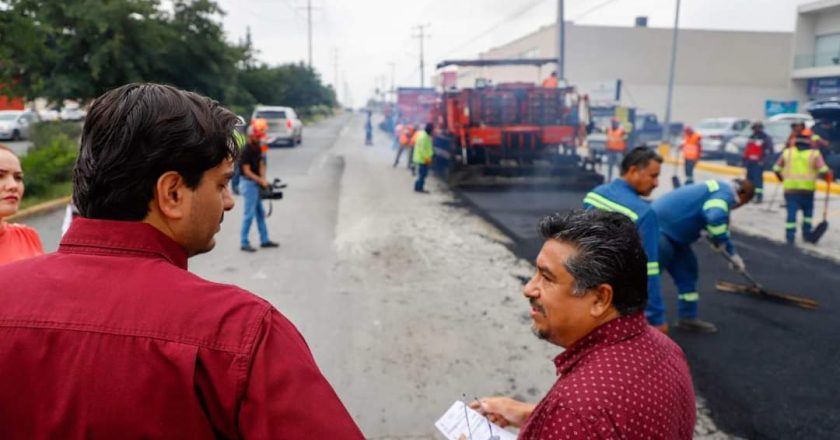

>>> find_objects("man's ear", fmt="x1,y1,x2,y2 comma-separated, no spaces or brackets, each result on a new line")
154,171,188,220
590,284,615,318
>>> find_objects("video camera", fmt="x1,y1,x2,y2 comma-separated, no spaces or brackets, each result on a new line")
259,178,286,200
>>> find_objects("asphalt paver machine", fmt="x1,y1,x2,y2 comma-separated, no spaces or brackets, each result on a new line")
432,58,602,188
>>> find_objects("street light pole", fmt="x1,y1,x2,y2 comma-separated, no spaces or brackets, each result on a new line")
557,0,565,80
662,0,682,146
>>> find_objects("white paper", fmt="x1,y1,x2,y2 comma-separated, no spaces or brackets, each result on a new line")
434,400,517,440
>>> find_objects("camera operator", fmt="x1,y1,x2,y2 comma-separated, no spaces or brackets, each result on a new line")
239,118,279,252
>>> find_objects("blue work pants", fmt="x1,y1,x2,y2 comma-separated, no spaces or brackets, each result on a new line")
606,151,623,182
684,160,697,185
414,164,429,192
659,233,700,320
239,179,269,247
745,161,764,202
784,192,815,244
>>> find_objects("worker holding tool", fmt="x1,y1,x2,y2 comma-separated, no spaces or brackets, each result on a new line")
774,127,833,244
604,118,627,182
680,126,702,185
583,147,667,332
652,179,755,333
743,121,774,203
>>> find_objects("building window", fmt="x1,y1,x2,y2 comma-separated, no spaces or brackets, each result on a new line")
815,33,840,66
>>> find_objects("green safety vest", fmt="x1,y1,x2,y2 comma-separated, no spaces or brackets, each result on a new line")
774,147,828,192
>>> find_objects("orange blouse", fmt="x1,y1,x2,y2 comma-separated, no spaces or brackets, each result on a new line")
0,222,44,265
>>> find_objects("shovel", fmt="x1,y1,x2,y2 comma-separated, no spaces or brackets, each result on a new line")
807,179,831,244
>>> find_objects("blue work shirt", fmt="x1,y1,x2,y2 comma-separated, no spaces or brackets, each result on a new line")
652,180,737,255
583,179,661,303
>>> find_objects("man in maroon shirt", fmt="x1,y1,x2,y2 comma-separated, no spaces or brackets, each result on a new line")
0,84,364,439
469,210,696,439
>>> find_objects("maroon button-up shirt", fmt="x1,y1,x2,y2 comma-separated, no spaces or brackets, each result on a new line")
520,313,695,439
0,218,364,439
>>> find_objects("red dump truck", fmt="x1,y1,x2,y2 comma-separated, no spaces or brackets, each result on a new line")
431,58,602,188
396,87,437,126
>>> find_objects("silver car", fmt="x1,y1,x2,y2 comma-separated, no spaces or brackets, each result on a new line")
0,110,40,141
694,117,751,159
250,105,303,147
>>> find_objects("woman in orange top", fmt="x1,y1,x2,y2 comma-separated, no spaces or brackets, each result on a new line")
0,144,44,265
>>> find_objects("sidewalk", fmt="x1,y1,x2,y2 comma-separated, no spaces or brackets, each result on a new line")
652,160,840,263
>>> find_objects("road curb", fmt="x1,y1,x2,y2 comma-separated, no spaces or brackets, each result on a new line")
665,157,840,195
8,196,70,222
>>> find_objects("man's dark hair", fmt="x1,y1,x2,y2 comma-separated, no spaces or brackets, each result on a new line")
538,210,647,315
425,122,434,134
74,83,240,220
620,146,663,175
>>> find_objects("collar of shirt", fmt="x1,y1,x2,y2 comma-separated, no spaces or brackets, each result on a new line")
60,217,188,270
552,312,647,376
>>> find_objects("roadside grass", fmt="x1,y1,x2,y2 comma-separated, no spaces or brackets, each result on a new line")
19,181,72,211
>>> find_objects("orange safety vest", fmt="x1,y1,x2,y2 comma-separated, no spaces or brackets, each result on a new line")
606,127,626,152
542,76,558,88
682,133,701,161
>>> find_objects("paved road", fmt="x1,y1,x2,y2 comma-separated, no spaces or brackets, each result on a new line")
2,140,32,156
456,185,840,439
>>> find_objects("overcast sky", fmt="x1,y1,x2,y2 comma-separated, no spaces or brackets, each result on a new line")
216,0,814,107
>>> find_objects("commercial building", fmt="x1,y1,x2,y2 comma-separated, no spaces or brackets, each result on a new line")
792,0,840,101
448,21,796,125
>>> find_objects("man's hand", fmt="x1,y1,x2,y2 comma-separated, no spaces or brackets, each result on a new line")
729,253,746,273
468,396,535,429
259,178,270,189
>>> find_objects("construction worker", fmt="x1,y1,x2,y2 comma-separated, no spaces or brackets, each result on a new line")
542,71,558,88
365,110,373,146
393,124,415,169
652,179,755,333
743,121,774,203
774,128,833,244
681,126,702,185
413,122,434,193
605,118,627,182
583,147,666,331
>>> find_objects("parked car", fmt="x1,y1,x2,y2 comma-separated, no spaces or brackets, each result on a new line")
0,110,40,141
60,107,86,121
39,109,60,122
806,99,840,180
250,105,303,147
722,120,791,167
768,113,814,126
694,117,751,159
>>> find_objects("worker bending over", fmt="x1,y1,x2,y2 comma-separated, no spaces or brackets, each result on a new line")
774,125,832,244
584,147,667,332
652,179,755,333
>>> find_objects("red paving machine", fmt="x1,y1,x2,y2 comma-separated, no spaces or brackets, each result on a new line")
432,58,602,188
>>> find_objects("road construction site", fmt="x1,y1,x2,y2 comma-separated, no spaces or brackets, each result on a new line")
17,113,838,439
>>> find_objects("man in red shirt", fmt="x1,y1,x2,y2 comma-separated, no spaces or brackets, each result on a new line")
0,84,364,439
469,210,696,439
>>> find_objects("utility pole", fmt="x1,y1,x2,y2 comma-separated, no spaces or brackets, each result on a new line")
662,0,682,146
557,0,565,81
412,24,430,87
307,0,313,68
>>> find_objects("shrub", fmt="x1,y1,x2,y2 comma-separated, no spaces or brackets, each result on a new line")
19,133,78,198
29,121,82,149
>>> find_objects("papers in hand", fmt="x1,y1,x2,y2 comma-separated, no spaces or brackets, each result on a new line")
434,400,517,440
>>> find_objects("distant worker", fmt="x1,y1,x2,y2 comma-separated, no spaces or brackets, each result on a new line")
773,128,832,244
583,147,667,332
240,118,279,252
542,71,558,88
365,110,373,146
652,179,755,333
393,124,415,170
743,121,774,203
391,121,403,151
786,121,820,149
605,118,627,182
413,122,434,193
681,126,702,185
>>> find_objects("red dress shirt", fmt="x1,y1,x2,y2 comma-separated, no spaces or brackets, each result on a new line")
0,218,364,439
520,313,696,439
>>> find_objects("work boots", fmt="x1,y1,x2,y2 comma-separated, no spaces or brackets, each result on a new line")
676,318,718,334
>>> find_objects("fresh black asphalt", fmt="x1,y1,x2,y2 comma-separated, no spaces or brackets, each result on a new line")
455,187,840,440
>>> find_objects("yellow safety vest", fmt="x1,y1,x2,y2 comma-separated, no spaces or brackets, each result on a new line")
775,147,828,192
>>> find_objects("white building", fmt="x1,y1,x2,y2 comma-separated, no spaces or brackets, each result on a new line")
448,21,797,125
792,0,840,101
